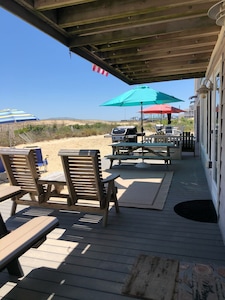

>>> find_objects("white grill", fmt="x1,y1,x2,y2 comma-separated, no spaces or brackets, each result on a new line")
111,126,137,143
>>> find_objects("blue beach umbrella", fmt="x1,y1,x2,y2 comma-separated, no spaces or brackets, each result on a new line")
0,108,38,124
101,86,184,137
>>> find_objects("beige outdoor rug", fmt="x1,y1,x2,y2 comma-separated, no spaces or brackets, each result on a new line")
106,169,173,210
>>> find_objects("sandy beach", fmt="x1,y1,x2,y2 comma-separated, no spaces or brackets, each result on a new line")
18,135,112,174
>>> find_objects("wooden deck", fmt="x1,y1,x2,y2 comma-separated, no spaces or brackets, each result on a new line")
0,153,225,299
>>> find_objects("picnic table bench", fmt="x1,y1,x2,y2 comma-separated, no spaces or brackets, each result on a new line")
105,154,171,168
144,134,182,159
106,142,173,168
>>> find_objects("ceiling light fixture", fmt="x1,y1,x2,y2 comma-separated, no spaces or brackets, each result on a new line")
208,1,225,26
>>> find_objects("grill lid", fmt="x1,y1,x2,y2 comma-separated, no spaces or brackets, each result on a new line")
111,126,137,135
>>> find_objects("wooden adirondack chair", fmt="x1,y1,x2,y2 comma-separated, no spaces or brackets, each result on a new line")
58,149,120,227
0,148,46,216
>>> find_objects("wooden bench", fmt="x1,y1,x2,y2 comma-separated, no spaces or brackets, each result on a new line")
144,135,182,159
0,214,59,277
105,154,171,168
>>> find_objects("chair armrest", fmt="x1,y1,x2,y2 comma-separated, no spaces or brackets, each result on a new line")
0,186,21,203
102,174,120,183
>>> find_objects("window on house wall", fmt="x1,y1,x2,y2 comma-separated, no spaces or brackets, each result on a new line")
208,91,212,159
196,105,200,143
200,100,205,145
207,92,212,157
213,73,220,183
202,91,209,148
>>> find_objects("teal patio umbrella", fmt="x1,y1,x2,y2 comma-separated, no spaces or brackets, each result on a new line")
101,86,184,139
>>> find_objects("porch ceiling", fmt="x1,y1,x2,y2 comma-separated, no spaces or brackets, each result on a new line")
1,0,221,84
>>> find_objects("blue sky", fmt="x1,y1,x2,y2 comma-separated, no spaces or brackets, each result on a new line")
0,8,195,121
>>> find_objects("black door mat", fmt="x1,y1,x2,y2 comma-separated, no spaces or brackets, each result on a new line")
174,200,217,223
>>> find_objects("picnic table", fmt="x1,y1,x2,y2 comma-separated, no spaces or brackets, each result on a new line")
105,141,174,168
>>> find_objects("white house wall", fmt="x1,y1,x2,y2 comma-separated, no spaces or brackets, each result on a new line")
197,27,225,243
219,53,225,242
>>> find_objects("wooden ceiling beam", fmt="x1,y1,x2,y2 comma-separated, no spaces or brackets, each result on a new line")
67,16,210,38
57,1,215,27
35,0,213,12
105,48,214,64
96,27,219,52
69,17,216,47
109,61,210,73
100,36,217,59
35,0,96,11
118,58,208,75
125,64,207,78
131,72,206,84
107,47,214,64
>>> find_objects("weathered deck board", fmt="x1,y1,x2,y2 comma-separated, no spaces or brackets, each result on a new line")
122,255,179,299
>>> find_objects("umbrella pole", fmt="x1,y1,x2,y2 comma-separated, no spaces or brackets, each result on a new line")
136,101,151,168
137,102,148,168
141,102,144,143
